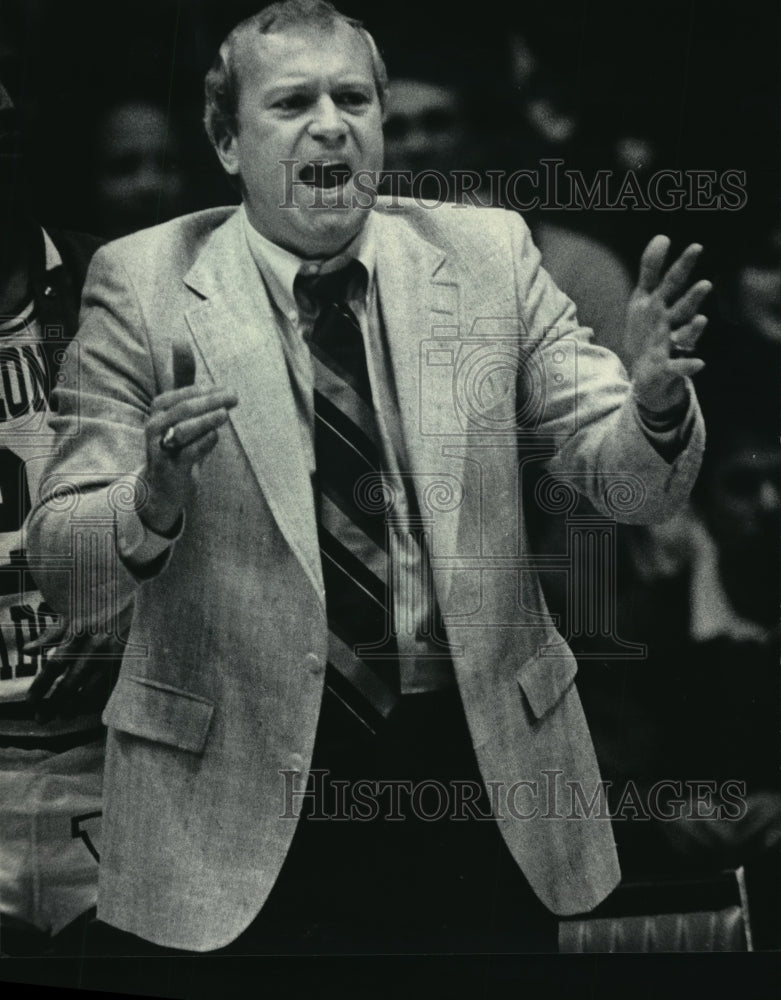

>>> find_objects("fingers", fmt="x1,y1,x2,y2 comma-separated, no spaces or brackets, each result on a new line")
637,235,671,292
156,408,232,455
33,659,95,721
637,237,707,306
26,626,101,701
27,654,68,704
658,243,703,304
670,314,709,354
148,388,237,473
666,355,706,379
141,390,231,529
150,386,238,421
173,428,220,465
631,238,710,377
27,626,83,703
37,656,119,721
151,384,206,410
667,280,712,326
149,390,237,451
22,621,67,656
28,631,122,719
26,623,84,704
40,657,90,706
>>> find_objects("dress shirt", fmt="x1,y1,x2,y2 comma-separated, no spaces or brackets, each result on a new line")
241,207,453,692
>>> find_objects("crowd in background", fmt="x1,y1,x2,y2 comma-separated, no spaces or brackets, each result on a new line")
1,0,778,949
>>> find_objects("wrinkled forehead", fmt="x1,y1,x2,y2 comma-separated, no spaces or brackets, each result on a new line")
232,20,375,95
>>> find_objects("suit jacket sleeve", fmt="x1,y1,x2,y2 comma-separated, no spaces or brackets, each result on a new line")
507,210,705,523
26,243,165,619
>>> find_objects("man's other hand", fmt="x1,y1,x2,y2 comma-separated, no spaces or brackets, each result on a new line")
141,383,238,534
626,235,710,416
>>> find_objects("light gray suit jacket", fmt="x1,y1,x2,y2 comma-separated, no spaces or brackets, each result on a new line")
27,201,704,951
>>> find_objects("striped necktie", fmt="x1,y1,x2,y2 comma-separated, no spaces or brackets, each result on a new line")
296,261,401,733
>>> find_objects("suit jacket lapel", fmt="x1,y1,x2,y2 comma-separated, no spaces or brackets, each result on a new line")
374,210,465,603
182,211,323,600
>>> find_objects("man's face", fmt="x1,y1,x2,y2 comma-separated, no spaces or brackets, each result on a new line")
218,22,384,258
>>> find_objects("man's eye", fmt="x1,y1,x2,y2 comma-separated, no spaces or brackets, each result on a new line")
336,91,370,109
273,95,310,112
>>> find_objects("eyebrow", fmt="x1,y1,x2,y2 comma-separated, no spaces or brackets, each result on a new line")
264,76,375,96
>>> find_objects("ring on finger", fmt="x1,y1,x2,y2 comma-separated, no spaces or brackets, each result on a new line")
160,426,180,453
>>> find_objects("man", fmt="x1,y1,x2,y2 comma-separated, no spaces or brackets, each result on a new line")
0,78,107,956
26,0,708,969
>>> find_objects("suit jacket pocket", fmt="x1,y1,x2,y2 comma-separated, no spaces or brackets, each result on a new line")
516,642,578,720
102,674,214,753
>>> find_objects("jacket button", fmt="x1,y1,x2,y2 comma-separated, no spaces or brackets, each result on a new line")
288,752,304,770
44,285,56,298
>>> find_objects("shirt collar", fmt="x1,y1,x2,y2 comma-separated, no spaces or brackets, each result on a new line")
240,204,376,320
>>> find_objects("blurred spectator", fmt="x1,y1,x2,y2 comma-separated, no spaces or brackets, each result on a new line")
86,96,187,238
383,78,468,191
734,243,781,347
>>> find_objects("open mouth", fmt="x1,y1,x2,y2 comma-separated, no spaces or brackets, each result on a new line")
298,161,352,189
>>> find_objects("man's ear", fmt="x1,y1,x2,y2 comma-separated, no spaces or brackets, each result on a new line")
214,130,240,177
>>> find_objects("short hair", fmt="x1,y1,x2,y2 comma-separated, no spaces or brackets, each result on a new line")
203,0,388,151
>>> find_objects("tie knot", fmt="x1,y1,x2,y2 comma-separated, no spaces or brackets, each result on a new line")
295,259,366,313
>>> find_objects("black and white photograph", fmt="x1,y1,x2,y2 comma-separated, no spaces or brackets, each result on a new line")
0,0,779,996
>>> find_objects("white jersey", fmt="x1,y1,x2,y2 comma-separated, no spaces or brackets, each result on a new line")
0,236,61,709
0,233,106,740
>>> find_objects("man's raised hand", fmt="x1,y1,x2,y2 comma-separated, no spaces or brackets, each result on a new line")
626,235,710,415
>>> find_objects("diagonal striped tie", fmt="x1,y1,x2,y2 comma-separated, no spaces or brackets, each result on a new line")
296,261,400,733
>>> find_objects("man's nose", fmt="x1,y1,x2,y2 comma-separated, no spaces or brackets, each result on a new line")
308,96,347,142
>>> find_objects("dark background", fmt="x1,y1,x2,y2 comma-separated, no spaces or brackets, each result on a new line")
1,0,777,261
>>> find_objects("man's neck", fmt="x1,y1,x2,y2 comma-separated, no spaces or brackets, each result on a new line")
244,209,367,264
